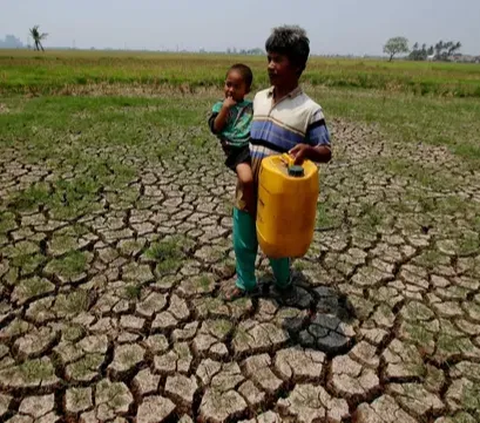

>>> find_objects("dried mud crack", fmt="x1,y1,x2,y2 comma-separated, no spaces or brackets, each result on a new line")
1,118,480,422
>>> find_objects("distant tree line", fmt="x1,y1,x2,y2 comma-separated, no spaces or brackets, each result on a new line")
383,36,463,62
0,35,24,48
226,47,264,55
409,41,462,61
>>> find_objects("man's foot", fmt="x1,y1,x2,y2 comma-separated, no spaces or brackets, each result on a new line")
224,286,247,301
272,282,299,305
222,283,259,301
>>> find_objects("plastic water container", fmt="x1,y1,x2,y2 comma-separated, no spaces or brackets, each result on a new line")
256,153,319,259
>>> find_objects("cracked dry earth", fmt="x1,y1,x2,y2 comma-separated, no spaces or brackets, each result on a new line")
1,117,480,423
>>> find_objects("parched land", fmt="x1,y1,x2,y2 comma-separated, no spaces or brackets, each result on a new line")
0,52,480,422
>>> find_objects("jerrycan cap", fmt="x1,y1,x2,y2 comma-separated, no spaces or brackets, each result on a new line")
288,165,304,177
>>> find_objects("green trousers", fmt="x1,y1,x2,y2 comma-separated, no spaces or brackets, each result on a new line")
233,207,290,291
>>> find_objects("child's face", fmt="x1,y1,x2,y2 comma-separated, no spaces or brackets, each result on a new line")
224,70,249,102
267,52,299,88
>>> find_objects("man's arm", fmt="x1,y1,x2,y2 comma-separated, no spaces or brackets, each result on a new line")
290,108,331,164
292,144,331,163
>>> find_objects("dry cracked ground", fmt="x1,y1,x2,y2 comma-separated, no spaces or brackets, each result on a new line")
1,101,480,423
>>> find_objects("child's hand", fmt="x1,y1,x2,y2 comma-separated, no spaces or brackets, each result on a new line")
223,96,237,109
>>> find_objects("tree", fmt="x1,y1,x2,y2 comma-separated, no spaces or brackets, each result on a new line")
448,41,462,57
383,37,409,61
29,25,48,51
433,40,462,61
409,42,428,61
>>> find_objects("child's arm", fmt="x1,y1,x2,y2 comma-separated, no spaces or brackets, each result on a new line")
211,97,237,133
290,108,331,164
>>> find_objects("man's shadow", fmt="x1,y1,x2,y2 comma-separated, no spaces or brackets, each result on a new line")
257,269,357,356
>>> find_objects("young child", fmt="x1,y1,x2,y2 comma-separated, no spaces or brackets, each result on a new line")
225,25,332,301
208,64,255,214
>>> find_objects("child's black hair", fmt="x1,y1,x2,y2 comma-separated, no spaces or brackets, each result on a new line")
228,63,253,89
265,25,310,74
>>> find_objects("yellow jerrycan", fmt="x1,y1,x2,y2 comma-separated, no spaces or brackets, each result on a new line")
256,153,319,259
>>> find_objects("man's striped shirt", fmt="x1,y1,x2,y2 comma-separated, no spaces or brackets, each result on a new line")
235,86,331,211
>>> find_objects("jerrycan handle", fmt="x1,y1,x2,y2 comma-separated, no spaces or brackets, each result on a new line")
281,153,304,178
281,153,295,166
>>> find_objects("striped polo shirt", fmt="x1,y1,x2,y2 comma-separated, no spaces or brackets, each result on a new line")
235,86,331,211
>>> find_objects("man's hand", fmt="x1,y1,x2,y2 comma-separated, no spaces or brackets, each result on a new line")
289,144,311,165
223,96,237,109
289,143,332,165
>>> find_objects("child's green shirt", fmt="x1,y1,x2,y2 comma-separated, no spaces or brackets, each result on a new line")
208,99,253,148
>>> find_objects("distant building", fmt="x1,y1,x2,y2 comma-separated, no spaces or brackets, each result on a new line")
452,54,480,63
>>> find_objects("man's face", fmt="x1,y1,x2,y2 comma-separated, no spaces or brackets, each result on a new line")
267,51,299,87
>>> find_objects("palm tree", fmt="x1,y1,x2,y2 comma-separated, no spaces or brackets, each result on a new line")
448,42,462,56
29,25,48,52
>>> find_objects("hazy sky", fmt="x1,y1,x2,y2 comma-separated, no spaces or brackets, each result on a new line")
1,0,479,55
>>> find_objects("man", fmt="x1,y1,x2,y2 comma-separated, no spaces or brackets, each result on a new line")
226,25,332,300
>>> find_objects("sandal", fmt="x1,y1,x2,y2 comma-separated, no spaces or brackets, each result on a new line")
222,283,260,301
223,286,247,301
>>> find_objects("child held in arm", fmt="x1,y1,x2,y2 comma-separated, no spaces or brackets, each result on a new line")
208,64,256,214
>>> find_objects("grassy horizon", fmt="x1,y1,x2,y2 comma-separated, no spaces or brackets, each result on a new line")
1,49,480,98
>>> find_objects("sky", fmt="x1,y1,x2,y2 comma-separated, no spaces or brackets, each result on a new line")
1,0,480,55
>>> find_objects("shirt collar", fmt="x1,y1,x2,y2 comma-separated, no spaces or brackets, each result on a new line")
267,85,303,100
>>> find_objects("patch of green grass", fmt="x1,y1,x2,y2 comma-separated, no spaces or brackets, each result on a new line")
9,182,50,211
54,290,89,315
3,241,40,259
198,275,212,291
144,237,186,273
415,248,449,270
0,212,16,233
357,202,384,232
436,195,473,216
403,321,435,349
212,319,233,338
380,158,456,190
46,250,87,278
451,411,480,423
458,233,480,256
67,354,103,379
293,260,306,272
315,86,480,166
17,358,55,382
436,332,475,358
15,277,53,301
124,284,142,300
316,202,341,230
174,343,190,359
11,253,46,275
48,177,101,220
234,326,251,345
67,387,91,409
118,240,145,256
62,324,85,342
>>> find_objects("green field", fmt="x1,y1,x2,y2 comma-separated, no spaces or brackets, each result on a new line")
2,49,480,97
2,50,480,167
1,50,480,422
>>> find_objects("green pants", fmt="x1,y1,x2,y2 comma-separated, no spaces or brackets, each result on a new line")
233,207,290,291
